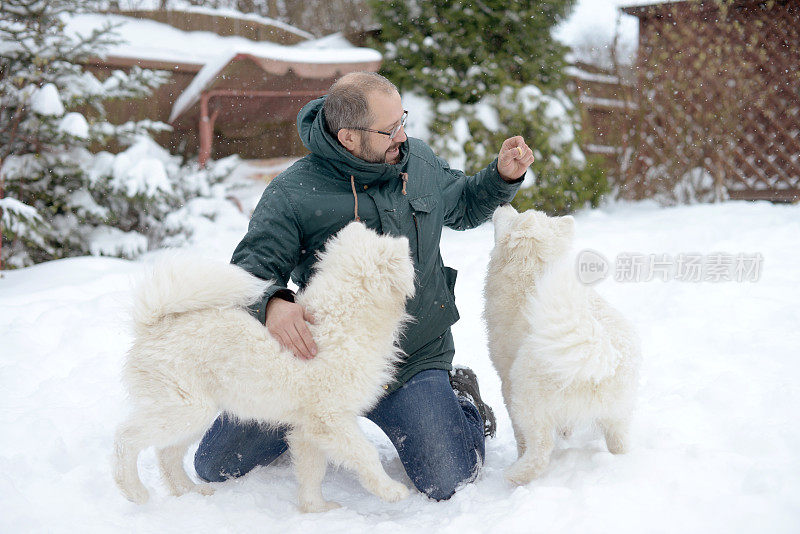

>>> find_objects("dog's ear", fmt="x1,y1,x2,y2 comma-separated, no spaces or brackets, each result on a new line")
383,236,415,299
377,236,411,274
504,210,548,248
492,204,518,243
509,227,552,253
336,220,370,244
357,235,415,300
388,235,410,259
325,221,374,261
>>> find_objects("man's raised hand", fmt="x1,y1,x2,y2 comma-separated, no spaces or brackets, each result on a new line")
497,136,535,182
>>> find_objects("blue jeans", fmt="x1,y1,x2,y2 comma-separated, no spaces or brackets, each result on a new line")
194,369,485,501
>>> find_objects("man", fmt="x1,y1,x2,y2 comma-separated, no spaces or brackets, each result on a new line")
194,72,534,501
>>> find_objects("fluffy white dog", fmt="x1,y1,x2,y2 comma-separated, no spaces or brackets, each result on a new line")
113,222,416,512
484,205,641,485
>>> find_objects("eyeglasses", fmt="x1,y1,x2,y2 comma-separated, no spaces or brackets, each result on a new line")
348,110,408,141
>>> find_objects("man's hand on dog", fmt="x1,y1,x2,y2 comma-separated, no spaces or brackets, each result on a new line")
266,297,317,359
497,136,535,182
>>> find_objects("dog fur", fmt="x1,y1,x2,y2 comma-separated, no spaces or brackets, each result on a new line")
113,222,416,512
484,205,641,485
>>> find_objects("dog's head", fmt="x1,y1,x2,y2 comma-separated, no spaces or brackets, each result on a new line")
319,222,416,303
491,204,575,265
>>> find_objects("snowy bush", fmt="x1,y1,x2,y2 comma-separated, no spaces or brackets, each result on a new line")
370,0,608,215
0,0,228,268
648,166,729,207
443,86,608,215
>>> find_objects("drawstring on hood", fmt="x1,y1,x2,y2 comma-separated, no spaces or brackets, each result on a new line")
350,175,360,222
350,171,409,223
298,96,411,224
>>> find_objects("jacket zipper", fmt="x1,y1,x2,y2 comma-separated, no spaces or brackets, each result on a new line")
412,212,421,260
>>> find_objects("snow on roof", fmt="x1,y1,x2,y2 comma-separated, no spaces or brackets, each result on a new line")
294,32,359,50
159,5,314,40
168,40,382,124
63,13,382,123
103,0,314,39
64,13,380,68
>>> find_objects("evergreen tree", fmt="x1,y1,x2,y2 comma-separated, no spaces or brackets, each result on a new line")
369,0,608,214
0,0,211,267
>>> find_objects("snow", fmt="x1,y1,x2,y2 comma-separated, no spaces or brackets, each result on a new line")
84,0,647,67
445,114,471,172
30,83,64,117
58,112,90,139
0,197,42,229
554,0,654,54
400,92,433,143
586,144,621,155
579,95,635,109
295,32,357,50
538,91,575,148
2,2,799,529
104,0,314,40
65,10,382,124
69,190,109,219
63,13,381,68
166,51,236,123
88,151,117,186
2,172,799,532
88,226,149,259
159,4,314,41
564,65,622,85
109,135,177,197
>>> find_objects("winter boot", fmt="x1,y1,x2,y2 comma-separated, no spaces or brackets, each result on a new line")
449,366,497,438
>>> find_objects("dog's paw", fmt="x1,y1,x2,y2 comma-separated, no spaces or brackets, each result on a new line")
300,499,342,513
606,439,628,455
377,480,410,503
504,460,544,486
121,484,150,505
602,425,629,454
194,483,215,497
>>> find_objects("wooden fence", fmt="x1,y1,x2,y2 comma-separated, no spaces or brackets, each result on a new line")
570,0,800,203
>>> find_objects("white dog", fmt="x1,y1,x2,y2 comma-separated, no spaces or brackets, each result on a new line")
113,222,416,512
484,205,640,485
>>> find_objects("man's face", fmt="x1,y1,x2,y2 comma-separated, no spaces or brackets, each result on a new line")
354,91,407,165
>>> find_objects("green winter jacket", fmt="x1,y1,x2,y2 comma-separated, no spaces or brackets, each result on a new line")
231,96,523,392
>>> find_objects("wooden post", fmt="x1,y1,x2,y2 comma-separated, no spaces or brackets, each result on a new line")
198,93,212,169
196,89,323,169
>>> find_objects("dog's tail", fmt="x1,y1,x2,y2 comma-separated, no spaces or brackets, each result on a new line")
523,259,621,385
131,251,271,331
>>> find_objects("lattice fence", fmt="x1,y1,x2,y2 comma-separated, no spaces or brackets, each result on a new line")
573,0,800,203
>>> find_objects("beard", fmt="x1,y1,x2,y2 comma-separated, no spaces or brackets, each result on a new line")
358,136,402,164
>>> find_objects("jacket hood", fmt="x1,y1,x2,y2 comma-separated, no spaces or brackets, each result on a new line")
297,96,410,186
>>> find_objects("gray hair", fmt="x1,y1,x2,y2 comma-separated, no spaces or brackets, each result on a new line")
323,72,398,136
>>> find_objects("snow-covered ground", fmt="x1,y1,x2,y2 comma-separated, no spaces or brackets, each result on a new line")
1,178,799,532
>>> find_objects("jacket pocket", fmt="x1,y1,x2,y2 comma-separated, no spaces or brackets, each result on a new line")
409,194,438,261
409,194,436,213
443,265,458,302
